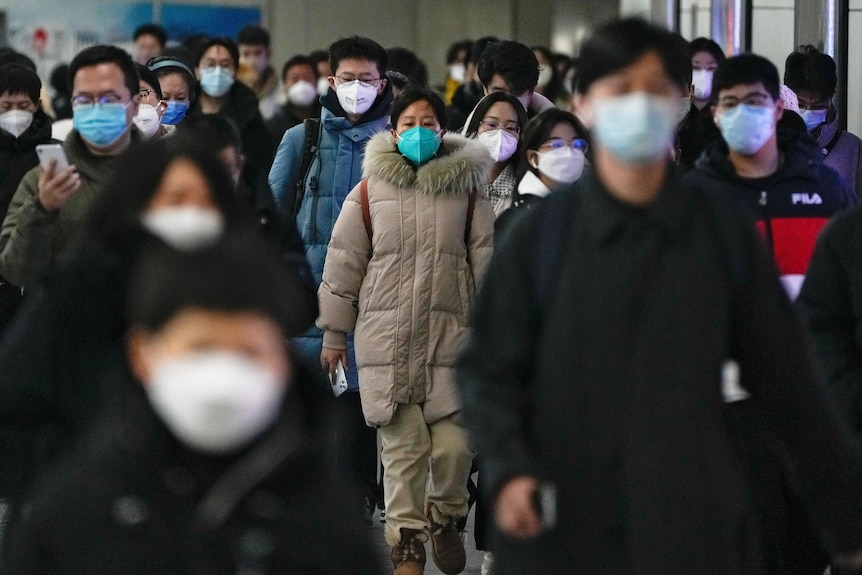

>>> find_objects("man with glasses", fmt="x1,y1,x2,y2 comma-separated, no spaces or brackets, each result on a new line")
477,40,555,119
0,45,141,287
686,53,856,302
268,35,393,523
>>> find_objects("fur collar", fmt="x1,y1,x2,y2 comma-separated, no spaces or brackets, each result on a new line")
363,131,492,196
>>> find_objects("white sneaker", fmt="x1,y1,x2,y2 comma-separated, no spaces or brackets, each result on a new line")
481,551,494,575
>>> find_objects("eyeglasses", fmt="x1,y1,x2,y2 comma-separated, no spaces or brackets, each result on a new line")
540,138,588,153
716,92,772,110
71,94,126,108
798,100,830,111
478,119,521,135
333,74,384,88
138,88,158,103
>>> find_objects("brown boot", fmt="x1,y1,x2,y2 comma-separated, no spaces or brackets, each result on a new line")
391,527,427,575
428,514,466,575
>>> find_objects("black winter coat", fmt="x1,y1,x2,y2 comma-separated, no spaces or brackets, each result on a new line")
0,110,54,332
0,365,383,575
457,170,862,574
798,205,862,435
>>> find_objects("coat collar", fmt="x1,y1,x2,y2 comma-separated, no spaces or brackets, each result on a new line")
579,167,688,245
363,131,492,196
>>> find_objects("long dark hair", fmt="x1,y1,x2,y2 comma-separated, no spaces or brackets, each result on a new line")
464,92,528,138
85,138,246,248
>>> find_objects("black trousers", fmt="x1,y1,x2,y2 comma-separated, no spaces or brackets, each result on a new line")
332,391,380,510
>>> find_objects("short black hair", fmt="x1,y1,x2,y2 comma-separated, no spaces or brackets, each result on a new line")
0,63,41,103
784,45,837,101
69,45,139,100
446,40,473,65
387,47,428,87
390,84,447,128
194,37,239,70
517,108,590,182
477,40,539,96
671,33,693,86
467,37,499,67
712,53,780,102
85,138,244,248
135,63,162,100
148,56,196,103
309,50,329,68
133,23,168,48
576,18,689,95
0,48,36,71
689,37,726,64
176,113,243,154
386,70,412,92
236,24,270,49
464,92,528,138
329,36,388,78
126,230,318,340
281,54,316,82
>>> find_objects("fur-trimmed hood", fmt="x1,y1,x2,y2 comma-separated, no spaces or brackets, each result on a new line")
362,131,492,196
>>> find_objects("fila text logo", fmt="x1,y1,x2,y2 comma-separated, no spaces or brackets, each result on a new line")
791,193,823,205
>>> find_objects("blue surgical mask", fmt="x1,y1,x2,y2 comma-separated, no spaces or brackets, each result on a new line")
200,66,234,98
716,104,775,155
73,102,131,147
397,126,441,165
800,108,828,131
592,92,677,164
161,100,190,125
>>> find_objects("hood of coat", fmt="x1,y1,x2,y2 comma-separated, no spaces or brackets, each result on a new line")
362,131,492,197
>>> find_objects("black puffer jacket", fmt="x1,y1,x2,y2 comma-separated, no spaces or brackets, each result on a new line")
0,364,384,575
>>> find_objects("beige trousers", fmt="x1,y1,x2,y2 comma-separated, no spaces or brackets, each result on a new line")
379,403,475,545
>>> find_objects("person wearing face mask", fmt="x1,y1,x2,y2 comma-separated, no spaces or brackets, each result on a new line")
443,40,472,105
495,108,589,234
689,37,725,138
0,139,285,538
133,64,168,141
463,92,527,216
187,36,273,222
266,54,322,147
686,53,856,302
236,25,283,121
318,85,494,575
784,45,862,199
457,18,862,575
1,234,381,575
0,45,143,289
671,35,719,172
446,36,498,132
268,37,395,526
477,41,555,123
0,63,55,333
531,46,567,108
147,56,196,128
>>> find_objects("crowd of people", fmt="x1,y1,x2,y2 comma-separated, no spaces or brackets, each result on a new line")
0,13,861,575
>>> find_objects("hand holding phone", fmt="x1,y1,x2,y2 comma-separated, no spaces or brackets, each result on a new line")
35,144,80,211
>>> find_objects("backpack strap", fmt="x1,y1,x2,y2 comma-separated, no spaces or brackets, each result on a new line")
291,118,321,216
464,189,477,246
360,178,372,241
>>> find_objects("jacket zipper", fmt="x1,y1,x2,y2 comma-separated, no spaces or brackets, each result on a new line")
759,191,775,258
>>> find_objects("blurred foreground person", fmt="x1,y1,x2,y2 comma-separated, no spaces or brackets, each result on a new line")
0,234,381,575
0,140,278,530
457,17,862,575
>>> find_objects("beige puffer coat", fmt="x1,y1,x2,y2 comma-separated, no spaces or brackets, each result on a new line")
317,131,495,427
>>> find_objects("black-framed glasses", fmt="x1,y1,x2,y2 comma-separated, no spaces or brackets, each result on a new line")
333,74,384,88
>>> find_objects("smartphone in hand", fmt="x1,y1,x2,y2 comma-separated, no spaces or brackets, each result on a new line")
36,144,69,172
329,359,348,397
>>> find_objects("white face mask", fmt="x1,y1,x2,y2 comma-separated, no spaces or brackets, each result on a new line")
142,207,225,251
449,63,466,83
317,77,331,97
692,69,714,100
240,55,269,76
133,104,161,140
145,351,285,454
287,80,318,107
335,80,378,115
477,129,519,163
0,109,34,138
537,66,553,88
532,146,585,185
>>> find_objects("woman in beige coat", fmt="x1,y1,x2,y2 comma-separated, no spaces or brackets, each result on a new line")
318,85,494,575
